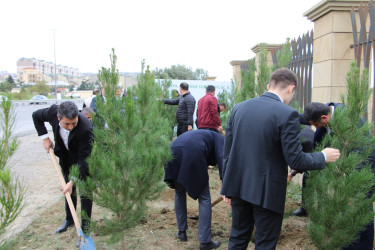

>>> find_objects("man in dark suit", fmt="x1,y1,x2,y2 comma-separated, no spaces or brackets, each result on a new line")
294,101,374,250
164,129,223,250
220,68,341,249
32,101,93,235
292,101,344,216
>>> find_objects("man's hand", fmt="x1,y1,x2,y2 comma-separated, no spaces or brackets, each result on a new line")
221,195,231,206
322,148,340,163
287,173,293,182
218,126,223,133
62,181,74,195
43,138,54,153
188,125,193,131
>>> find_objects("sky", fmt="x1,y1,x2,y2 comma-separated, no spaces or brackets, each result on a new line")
1,0,323,81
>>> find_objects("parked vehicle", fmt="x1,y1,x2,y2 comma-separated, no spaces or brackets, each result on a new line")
30,95,48,104
70,93,81,98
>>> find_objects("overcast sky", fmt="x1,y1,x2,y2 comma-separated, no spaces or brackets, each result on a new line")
1,0,323,81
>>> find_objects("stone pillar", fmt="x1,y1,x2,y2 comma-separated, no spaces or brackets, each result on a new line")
304,0,365,103
230,60,248,84
251,43,282,68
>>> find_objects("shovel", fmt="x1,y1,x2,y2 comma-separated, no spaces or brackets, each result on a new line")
49,148,96,250
188,196,223,220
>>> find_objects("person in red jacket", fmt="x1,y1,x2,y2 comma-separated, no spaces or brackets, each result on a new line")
197,85,222,133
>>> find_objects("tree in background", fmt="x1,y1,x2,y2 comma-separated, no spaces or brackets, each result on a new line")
218,41,292,130
218,44,272,129
30,82,49,96
305,62,375,249
78,79,96,90
273,38,292,70
256,43,271,96
10,86,31,100
74,50,171,246
154,64,208,80
0,96,24,247
158,77,178,138
0,81,12,93
6,76,15,85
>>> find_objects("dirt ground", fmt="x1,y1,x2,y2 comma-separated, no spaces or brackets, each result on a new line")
4,133,316,249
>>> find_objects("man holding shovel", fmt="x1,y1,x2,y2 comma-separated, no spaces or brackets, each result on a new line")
32,101,93,240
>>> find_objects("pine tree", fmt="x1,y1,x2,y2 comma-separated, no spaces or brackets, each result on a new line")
0,96,24,247
73,50,172,245
158,78,178,138
305,62,375,249
273,38,292,70
256,44,271,96
237,58,256,103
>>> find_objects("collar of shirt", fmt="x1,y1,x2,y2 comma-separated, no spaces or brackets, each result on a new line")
330,105,335,117
268,91,283,102
59,123,70,150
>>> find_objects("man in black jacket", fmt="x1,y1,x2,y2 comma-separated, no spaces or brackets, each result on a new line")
220,69,340,249
164,129,223,249
32,101,93,235
163,82,196,136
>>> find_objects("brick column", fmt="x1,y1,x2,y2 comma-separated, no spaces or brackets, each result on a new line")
304,0,364,103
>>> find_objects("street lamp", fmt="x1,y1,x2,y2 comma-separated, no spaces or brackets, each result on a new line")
52,29,57,98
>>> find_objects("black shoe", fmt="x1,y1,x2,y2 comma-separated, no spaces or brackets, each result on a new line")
200,241,221,250
175,231,187,242
76,238,81,248
56,220,74,233
292,207,307,217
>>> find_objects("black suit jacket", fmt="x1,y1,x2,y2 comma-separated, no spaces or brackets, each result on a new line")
32,104,93,179
220,92,326,214
164,129,224,200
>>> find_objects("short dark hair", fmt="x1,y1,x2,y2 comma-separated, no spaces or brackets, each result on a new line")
180,82,189,90
269,68,298,89
93,89,100,95
206,85,215,93
304,102,330,123
81,107,94,115
58,101,79,119
219,102,226,108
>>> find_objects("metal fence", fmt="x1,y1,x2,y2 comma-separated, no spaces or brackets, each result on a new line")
350,0,375,123
272,30,314,109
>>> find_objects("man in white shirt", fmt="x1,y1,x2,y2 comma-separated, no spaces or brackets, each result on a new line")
32,101,93,237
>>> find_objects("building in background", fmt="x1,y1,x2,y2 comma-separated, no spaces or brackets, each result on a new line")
17,57,81,84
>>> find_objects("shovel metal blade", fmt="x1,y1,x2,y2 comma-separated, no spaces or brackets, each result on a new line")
77,228,96,250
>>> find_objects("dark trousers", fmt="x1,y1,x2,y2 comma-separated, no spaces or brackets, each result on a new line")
63,170,93,234
177,123,188,136
174,182,212,243
228,198,283,250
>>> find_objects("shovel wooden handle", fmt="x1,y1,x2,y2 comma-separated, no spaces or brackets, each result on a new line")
211,196,223,207
49,148,82,235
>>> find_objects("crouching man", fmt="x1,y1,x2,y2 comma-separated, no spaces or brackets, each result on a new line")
164,129,223,250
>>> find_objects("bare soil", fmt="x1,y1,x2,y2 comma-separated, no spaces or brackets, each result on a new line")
4,134,315,249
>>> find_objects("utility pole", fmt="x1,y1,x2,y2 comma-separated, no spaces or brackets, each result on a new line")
52,29,57,98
